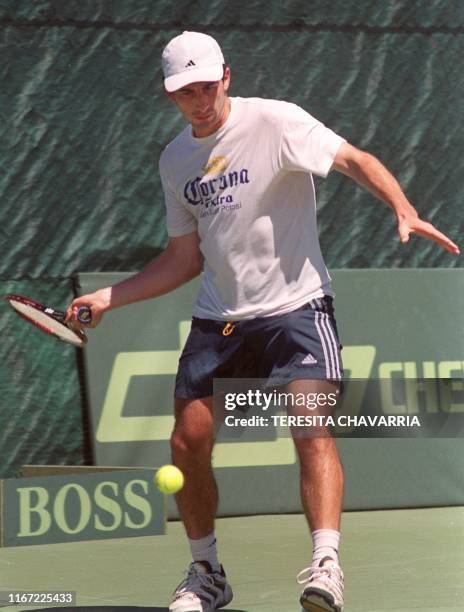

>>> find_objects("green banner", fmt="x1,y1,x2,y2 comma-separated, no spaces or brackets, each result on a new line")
78,269,464,514
0,468,165,547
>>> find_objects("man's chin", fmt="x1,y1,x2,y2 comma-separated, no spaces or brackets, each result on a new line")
192,116,220,136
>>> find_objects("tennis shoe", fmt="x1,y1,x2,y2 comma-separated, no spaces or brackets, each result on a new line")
169,560,233,611
298,556,344,612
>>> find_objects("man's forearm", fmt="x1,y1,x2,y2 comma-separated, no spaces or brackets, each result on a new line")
67,232,204,325
105,249,201,310
339,149,417,220
331,142,459,254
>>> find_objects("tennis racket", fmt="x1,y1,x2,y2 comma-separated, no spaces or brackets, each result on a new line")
5,294,92,348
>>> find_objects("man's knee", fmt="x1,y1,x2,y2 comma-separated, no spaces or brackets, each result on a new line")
171,397,215,461
171,426,214,459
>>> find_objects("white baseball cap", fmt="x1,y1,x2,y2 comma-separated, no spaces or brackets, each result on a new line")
162,31,225,92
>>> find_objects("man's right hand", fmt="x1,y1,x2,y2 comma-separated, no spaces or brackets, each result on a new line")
66,287,112,329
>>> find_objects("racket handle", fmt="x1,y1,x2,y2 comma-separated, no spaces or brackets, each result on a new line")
77,306,92,324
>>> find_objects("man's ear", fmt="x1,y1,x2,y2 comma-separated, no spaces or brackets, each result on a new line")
222,66,231,92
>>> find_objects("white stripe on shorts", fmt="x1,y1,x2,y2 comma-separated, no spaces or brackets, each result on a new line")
314,310,341,380
321,311,342,380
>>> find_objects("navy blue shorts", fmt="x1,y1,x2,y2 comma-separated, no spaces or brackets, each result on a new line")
175,296,343,399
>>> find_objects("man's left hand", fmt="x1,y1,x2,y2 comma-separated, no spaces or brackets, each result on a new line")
397,214,460,254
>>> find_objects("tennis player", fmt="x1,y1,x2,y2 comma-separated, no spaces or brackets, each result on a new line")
68,31,459,612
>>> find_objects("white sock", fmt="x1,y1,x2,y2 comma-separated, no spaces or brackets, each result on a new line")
311,529,340,565
189,532,220,572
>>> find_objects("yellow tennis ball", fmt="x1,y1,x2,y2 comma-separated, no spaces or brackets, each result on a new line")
155,465,184,495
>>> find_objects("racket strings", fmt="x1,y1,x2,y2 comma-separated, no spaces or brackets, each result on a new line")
9,300,86,347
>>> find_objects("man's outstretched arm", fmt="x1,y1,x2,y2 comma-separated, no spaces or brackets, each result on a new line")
331,142,460,255
66,231,203,327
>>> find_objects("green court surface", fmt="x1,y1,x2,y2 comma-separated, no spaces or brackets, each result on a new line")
1,507,463,611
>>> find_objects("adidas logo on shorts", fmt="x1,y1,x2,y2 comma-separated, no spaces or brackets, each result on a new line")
301,353,317,365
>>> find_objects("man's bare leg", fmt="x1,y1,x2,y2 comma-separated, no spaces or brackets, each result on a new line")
296,434,344,530
286,379,344,531
171,396,217,538
168,396,233,611
288,380,345,611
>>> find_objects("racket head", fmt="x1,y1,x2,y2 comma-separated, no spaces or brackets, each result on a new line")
5,294,87,347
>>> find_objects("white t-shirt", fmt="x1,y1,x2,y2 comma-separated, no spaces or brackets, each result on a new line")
159,97,345,321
